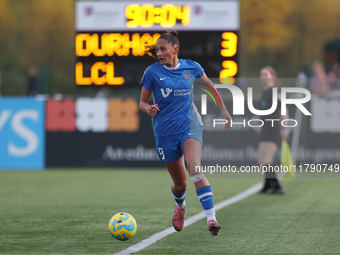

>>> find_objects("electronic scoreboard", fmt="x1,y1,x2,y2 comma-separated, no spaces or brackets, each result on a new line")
75,1,239,86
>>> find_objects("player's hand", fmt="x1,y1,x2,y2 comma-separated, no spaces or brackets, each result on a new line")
281,128,289,140
257,126,262,135
222,110,232,131
148,104,159,116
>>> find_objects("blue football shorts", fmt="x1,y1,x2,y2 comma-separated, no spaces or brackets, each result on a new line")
155,131,203,162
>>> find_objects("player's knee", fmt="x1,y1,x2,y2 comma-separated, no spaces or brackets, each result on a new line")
173,181,187,194
187,161,201,175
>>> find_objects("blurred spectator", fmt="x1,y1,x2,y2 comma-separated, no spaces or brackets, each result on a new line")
28,66,39,96
328,62,340,90
310,61,330,96
323,38,340,73
258,66,288,195
296,64,313,90
296,71,308,88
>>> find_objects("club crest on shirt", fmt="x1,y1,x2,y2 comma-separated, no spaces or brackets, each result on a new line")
182,72,190,81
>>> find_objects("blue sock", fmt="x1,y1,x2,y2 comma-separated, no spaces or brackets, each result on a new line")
196,185,216,222
171,186,186,209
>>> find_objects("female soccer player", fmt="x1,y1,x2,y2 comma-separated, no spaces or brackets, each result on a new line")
258,66,289,194
139,30,232,236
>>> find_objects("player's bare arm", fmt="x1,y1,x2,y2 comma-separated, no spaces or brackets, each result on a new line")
198,73,232,130
139,86,159,117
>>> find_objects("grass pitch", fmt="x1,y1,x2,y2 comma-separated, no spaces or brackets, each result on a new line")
0,169,339,254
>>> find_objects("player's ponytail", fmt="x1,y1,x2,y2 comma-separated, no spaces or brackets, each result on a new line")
145,45,158,59
168,30,179,40
160,30,180,47
146,30,180,59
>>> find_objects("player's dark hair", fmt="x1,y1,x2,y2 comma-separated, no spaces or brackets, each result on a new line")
146,30,180,59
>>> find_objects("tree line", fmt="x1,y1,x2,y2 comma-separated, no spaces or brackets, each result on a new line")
1,0,340,95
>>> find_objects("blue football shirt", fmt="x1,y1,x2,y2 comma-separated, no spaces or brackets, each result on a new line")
140,59,204,137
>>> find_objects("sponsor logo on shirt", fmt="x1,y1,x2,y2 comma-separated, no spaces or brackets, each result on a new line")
160,88,172,98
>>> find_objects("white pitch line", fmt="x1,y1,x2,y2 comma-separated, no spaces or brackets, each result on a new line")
113,182,262,255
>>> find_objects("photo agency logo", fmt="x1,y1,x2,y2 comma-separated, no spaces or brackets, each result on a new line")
200,84,312,128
